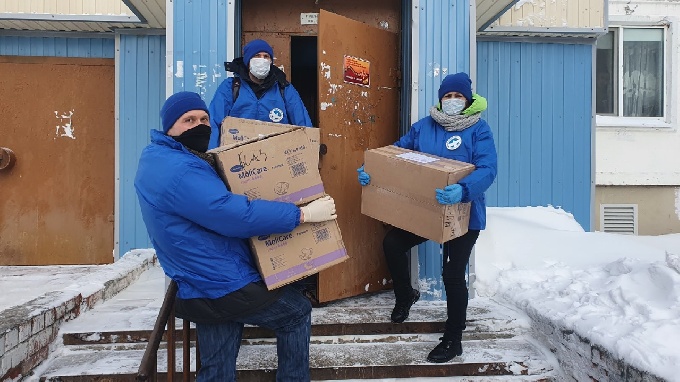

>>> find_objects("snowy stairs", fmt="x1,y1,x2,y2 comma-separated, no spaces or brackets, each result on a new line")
36,297,557,381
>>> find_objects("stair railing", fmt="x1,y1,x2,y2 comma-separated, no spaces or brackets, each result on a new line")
137,280,200,381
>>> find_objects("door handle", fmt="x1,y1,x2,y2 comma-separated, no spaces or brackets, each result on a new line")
0,147,16,171
319,144,328,156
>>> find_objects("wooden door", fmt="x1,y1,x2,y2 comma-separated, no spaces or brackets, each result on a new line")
0,57,115,265
316,10,400,302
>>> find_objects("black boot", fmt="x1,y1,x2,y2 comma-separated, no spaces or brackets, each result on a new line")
390,288,420,323
427,337,462,363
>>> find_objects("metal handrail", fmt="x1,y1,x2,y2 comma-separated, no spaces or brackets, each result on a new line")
137,280,199,381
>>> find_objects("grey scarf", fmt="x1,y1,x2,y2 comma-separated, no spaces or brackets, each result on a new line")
430,106,480,132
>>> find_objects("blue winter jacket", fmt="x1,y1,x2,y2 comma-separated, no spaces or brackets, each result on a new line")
135,130,301,299
208,76,313,149
394,117,498,230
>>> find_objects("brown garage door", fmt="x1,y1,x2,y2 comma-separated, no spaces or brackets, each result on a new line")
0,56,115,265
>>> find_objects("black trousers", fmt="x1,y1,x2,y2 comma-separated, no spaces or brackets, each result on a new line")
383,227,480,340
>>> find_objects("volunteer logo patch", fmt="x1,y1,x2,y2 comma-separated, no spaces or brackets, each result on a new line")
446,136,462,150
269,108,284,122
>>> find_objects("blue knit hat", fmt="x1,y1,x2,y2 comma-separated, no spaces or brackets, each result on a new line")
160,91,209,133
438,72,473,103
242,39,274,64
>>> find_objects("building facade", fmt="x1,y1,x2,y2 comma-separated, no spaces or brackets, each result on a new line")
595,0,680,235
0,0,605,301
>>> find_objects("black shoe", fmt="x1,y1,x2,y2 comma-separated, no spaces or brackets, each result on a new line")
390,289,420,323
427,337,462,363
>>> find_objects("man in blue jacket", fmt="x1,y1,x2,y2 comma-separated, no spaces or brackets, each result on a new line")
208,39,313,149
135,91,336,381
358,72,498,363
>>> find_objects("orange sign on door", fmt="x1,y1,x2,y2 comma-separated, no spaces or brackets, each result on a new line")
343,55,371,87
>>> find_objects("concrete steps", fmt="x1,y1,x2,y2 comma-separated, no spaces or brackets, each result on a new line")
38,336,555,381
30,266,559,380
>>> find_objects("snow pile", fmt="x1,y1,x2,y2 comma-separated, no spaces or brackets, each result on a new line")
475,206,680,381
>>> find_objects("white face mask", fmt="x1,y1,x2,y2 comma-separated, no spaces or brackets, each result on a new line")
441,98,466,116
249,57,271,79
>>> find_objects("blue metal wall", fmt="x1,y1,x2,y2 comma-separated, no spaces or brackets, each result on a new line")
0,36,114,57
118,34,166,255
171,0,228,102
415,0,471,300
477,40,593,229
116,0,228,255
416,0,470,115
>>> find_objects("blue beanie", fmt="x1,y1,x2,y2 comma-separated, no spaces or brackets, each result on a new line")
438,72,473,103
160,91,208,133
242,39,274,64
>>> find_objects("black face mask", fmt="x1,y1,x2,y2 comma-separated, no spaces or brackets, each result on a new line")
172,124,211,152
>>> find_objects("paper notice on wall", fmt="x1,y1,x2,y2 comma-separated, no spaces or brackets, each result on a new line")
301,13,318,25
397,152,439,164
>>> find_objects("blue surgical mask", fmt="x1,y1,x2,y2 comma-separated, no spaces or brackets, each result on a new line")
441,98,466,116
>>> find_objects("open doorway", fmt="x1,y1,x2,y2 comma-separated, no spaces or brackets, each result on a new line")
240,1,406,303
290,36,318,126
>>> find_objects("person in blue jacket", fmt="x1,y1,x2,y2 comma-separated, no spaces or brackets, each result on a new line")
208,39,313,149
357,72,498,363
135,91,336,381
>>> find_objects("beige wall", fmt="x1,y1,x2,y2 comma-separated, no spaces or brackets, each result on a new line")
494,0,605,29
596,186,680,235
0,0,132,15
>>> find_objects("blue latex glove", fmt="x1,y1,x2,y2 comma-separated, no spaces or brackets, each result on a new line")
435,184,463,205
357,165,371,186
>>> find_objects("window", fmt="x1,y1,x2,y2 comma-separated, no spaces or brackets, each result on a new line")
596,27,665,119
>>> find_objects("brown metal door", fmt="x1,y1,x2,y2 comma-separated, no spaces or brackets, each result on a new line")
317,10,400,302
0,57,115,265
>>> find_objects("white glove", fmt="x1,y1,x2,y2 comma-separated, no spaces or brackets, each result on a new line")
300,196,337,223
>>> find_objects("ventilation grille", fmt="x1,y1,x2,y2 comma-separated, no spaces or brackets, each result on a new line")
600,204,638,235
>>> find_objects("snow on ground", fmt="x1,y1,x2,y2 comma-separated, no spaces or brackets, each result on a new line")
3,207,680,381
0,249,155,313
474,206,680,382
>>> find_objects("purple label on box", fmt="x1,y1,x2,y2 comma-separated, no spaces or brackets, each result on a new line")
264,248,347,286
273,183,324,203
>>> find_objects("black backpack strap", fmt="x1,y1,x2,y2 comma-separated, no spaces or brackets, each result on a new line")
278,82,286,100
277,81,291,123
232,76,241,103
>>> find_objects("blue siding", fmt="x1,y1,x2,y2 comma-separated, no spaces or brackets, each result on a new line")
172,0,228,103
0,36,114,58
118,35,166,255
477,41,593,229
415,0,471,301
416,0,470,115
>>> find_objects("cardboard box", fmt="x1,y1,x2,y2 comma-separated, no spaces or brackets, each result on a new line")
211,117,346,289
210,123,324,205
220,116,320,148
251,219,348,290
361,145,476,244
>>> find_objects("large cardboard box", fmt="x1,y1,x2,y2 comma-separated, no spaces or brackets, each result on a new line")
210,123,323,205
251,219,347,290
220,117,321,167
210,117,346,289
220,116,319,145
361,145,476,244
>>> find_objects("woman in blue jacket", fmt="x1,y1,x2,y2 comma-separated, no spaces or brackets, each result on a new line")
358,72,498,363
208,39,313,149
135,91,335,381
